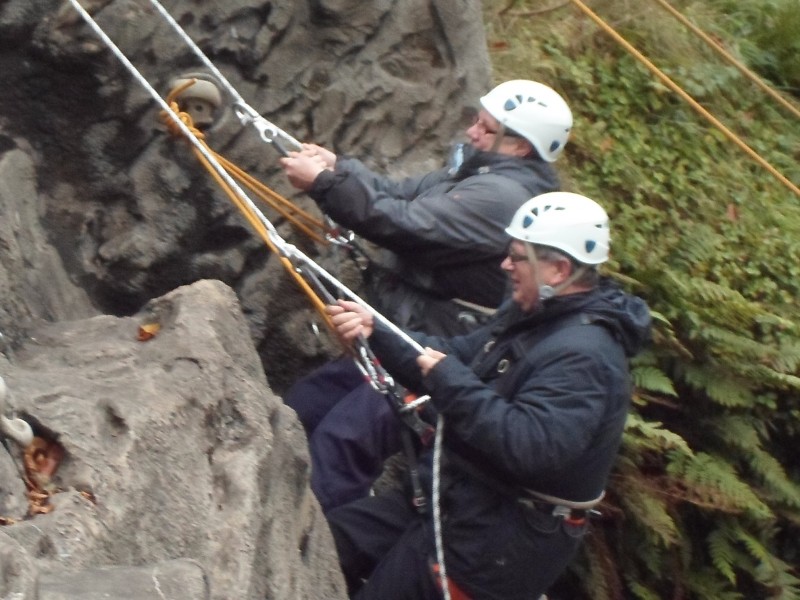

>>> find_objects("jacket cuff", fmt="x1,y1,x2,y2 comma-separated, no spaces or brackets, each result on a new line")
424,356,476,412
309,169,340,202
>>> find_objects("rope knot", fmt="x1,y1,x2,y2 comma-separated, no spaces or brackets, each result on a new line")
159,102,205,140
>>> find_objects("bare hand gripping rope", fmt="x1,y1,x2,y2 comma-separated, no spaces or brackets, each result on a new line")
66,2,451,595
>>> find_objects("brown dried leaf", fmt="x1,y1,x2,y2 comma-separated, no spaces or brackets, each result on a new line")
137,322,161,341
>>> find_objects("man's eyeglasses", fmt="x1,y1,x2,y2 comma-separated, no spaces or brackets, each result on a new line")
506,249,529,263
470,114,499,136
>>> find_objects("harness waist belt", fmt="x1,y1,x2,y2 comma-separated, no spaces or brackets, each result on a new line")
518,498,592,523
521,488,605,510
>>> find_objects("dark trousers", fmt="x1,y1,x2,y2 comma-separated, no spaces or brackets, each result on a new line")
329,480,588,600
327,489,442,600
283,357,403,512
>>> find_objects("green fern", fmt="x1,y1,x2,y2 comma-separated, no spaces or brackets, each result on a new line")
485,0,800,597
680,364,756,408
667,452,773,518
624,412,692,456
631,364,678,398
708,528,739,584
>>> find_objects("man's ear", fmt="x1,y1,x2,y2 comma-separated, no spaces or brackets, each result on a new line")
553,255,574,285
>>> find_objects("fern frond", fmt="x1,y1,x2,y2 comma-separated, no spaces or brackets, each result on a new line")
666,452,773,518
707,528,738,584
616,473,680,547
683,566,744,600
580,529,624,600
662,273,764,329
753,555,800,600
681,365,755,408
631,365,678,397
626,580,662,600
711,418,800,507
769,338,800,372
623,413,693,456
739,365,800,392
693,325,783,364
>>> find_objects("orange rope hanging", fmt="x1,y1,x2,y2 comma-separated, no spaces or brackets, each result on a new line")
164,80,335,246
158,95,335,332
567,0,800,198
651,0,800,121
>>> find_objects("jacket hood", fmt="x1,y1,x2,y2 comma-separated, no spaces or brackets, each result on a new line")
500,278,652,357
456,145,559,197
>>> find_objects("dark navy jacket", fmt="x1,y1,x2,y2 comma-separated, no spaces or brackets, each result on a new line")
367,280,652,598
309,147,559,335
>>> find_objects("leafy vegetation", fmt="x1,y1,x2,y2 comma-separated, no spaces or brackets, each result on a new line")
484,1,800,598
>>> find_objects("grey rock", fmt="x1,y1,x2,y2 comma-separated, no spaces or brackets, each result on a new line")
38,558,209,600
0,444,28,521
0,531,37,599
1,281,346,599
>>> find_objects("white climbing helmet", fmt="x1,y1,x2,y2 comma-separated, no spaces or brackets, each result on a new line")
480,80,573,162
505,192,610,265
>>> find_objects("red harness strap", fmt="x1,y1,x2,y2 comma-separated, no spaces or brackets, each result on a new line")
431,563,473,600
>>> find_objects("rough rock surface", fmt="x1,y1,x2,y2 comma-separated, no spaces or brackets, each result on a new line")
0,0,492,597
2,281,346,599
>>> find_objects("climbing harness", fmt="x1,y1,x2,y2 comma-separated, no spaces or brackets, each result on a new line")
66,2,453,595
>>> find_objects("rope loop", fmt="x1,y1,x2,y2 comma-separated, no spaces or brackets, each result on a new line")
160,100,205,141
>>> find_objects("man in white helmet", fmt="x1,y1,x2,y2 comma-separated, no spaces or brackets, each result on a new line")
278,80,574,513
323,192,651,600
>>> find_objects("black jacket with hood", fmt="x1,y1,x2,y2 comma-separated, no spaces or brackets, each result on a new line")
309,146,559,336
366,279,652,598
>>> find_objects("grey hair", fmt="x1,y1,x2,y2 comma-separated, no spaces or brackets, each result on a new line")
525,243,600,288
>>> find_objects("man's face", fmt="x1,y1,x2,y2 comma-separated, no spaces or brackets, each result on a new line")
500,241,561,312
465,109,506,152
465,109,529,156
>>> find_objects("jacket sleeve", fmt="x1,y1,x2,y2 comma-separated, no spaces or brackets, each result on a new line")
423,330,623,488
334,157,446,200
309,167,517,263
366,320,495,394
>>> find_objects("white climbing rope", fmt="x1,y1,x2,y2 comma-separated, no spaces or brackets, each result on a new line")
432,415,450,600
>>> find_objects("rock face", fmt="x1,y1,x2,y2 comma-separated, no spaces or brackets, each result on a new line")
0,0,491,597
1,281,346,599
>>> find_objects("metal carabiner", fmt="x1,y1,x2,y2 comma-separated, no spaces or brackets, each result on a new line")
232,101,301,156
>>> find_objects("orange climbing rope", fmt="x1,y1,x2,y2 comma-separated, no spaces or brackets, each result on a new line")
651,0,800,121
165,80,335,246
159,82,336,330
567,0,800,198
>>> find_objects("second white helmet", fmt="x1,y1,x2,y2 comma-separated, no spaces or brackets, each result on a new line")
480,80,573,162
506,192,610,264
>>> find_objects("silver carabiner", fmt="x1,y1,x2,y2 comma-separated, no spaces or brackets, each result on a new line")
232,101,302,154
